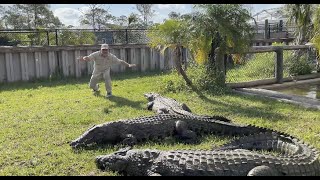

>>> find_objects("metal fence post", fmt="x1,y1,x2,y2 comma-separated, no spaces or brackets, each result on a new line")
268,24,271,39
275,47,283,83
46,30,50,46
55,29,58,46
125,29,128,44
264,19,269,39
279,20,283,32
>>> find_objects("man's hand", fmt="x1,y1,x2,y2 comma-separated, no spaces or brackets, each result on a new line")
78,56,89,61
128,64,136,68
77,56,84,61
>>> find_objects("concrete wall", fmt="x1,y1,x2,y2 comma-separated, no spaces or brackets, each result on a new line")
0,44,182,83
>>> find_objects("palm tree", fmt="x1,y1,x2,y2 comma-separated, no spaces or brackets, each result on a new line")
189,4,255,84
148,5,255,92
147,19,199,93
284,4,315,60
285,4,314,45
311,5,320,72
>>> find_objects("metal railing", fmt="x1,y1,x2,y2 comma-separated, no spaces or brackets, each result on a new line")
0,21,299,47
0,28,151,46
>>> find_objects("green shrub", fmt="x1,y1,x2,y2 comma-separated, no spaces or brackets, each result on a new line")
158,64,227,95
288,57,312,75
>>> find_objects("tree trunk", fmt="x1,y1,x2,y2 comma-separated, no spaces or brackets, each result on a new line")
174,46,201,95
293,27,309,61
208,32,222,70
207,32,223,79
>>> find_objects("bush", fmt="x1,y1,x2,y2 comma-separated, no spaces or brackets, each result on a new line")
158,64,227,95
0,36,20,46
288,57,313,76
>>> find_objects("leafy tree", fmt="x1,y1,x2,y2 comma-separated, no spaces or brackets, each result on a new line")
114,15,128,27
128,13,141,26
113,13,143,28
168,11,181,19
0,5,4,14
2,6,30,29
59,30,96,45
79,4,114,30
0,5,5,29
285,4,315,45
3,4,62,29
311,5,320,72
189,4,254,85
147,19,200,93
136,4,155,26
284,4,316,62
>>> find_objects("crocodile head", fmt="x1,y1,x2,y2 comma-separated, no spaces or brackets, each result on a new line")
144,92,160,101
70,123,117,148
96,147,160,176
95,147,132,174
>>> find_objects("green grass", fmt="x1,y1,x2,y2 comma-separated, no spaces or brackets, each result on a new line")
0,71,319,175
226,51,296,83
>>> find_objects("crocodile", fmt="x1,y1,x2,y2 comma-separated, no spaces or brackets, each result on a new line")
70,113,274,149
144,92,231,123
96,132,320,176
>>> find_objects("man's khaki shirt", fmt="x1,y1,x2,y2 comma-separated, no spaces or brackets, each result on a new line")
88,51,125,73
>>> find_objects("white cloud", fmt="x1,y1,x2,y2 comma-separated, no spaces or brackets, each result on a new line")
51,4,192,27
53,8,82,26
152,11,167,23
78,6,90,14
152,4,190,23
156,4,187,11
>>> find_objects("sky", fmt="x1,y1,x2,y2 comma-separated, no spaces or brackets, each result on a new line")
50,4,284,27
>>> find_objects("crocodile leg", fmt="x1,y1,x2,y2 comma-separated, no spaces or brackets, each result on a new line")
157,107,169,114
147,102,154,111
181,103,192,112
121,134,138,146
247,165,282,176
175,120,197,143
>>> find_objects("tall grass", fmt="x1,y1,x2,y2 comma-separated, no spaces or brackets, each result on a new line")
226,49,314,83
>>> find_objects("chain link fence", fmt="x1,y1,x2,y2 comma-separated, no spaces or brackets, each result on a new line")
0,28,151,46
226,47,319,83
226,52,276,83
0,22,298,47
0,30,52,46
283,48,319,78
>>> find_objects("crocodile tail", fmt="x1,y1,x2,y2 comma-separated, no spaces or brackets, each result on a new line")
246,124,298,139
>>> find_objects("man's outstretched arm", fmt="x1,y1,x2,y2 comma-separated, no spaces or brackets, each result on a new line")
78,56,92,62
121,61,136,68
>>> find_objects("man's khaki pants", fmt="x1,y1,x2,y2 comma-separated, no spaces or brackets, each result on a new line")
89,68,112,93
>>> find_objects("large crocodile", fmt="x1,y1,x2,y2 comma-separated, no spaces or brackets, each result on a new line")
96,132,320,176
144,92,231,122
70,114,273,149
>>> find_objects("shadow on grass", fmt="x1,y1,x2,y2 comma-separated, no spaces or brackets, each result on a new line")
0,70,168,91
71,136,207,153
198,91,288,122
92,93,146,111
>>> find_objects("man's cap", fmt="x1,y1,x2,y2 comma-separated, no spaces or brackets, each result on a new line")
101,44,109,50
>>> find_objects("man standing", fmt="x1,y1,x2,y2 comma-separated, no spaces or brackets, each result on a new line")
79,44,136,98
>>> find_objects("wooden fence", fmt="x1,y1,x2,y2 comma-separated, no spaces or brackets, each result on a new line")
0,44,188,83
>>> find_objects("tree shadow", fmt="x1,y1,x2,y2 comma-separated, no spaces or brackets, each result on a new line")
93,93,146,111
71,136,209,153
0,70,168,91
197,91,288,122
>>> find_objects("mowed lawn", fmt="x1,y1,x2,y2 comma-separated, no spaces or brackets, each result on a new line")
0,71,319,176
